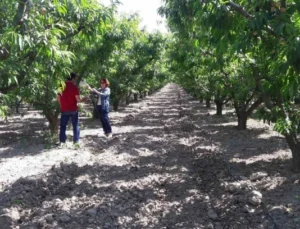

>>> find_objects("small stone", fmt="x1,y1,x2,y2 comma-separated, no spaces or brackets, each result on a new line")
59,215,71,222
243,204,255,213
256,220,269,229
207,209,218,220
0,215,12,228
1,208,10,214
239,176,248,181
44,214,53,223
250,172,268,181
226,182,242,193
37,218,47,227
88,218,94,224
248,190,262,206
87,208,97,217
293,217,300,223
129,166,139,172
105,222,111,227
54,198,63,206
61,204,70,211
8,208,20,222
206,222,214,229
291,174,300,181
214,222,223,229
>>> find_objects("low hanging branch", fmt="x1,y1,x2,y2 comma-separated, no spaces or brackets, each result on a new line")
227,1,253,19
14,0,28,26
227,1,284,40
0,0,29,62
14,0,33,28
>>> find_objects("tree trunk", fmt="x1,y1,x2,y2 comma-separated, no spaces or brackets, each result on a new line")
45,113,59,136
125,93,131,105
15,98,23,114
235,98,262,130
295,98,300,105
285,134,300,172
144,91,147,97
237,112,247,130
205,98,211,108
14,0,28,27
134,93,138,102
89,94,99,119
113,100,119,111
215,100,223,115
93,107,99,119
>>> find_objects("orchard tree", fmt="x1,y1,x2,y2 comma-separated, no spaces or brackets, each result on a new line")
160,0,300,171
85,14,169,111
0,0,114,134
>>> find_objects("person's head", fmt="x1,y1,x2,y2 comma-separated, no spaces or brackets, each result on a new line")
67,72,77,82
100,78,110,89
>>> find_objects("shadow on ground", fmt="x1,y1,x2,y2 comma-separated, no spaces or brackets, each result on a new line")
0,83,299,229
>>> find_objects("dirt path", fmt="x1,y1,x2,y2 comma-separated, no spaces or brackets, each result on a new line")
0,83,299,229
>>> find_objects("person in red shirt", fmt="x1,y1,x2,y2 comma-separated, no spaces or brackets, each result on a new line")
57,72,82,145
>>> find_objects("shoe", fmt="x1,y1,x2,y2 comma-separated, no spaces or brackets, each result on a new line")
73,142,80,149
56,142,66,148
105,133,113,138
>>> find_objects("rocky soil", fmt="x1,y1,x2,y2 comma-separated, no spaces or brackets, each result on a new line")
0,83,299,229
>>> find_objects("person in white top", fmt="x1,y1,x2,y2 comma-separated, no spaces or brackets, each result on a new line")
88,78,112,137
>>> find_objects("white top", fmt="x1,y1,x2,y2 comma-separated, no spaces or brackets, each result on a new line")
97,88,101,105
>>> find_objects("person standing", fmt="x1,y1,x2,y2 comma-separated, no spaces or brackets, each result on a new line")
89,78,112,137
57,72,82,146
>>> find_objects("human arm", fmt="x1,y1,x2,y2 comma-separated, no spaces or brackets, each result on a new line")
87,85,100,94
89,87,110,96
75,94,89,103
74,87,88,103
91,89,104,95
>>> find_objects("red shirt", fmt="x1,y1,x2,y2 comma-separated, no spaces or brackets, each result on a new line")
59,81,79,112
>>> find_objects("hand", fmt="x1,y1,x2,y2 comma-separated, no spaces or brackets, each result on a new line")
79,95,89,103
82,95,89,102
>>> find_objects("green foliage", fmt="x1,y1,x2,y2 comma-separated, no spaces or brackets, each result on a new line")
0,0,170,133
160,0,300,169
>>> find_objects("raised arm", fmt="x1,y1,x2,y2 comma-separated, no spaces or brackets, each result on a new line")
90,87,110,96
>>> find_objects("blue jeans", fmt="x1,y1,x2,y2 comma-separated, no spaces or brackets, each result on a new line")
59,111,80,143
97,105,112,134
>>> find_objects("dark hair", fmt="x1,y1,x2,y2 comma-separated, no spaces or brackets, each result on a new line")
100,78,110,87
67,72,77,81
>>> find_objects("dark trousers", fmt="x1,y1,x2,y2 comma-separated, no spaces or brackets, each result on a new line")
59,111,80,143
97,105,112,134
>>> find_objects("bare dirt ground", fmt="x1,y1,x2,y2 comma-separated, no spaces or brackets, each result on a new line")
0,83,299,229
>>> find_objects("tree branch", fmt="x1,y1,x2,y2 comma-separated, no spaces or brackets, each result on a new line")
228,1,283,40
14,0,28,27
228,1,253,19
251,65,274,109
246,96,263,117
245,92,255,105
